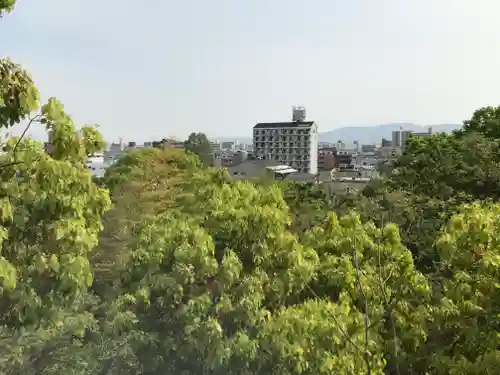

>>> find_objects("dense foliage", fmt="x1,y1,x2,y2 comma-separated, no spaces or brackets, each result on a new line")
3,1,500,374
184,132,214,167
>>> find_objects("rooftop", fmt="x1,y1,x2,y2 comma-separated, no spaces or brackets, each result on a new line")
254,121,315,129
266,165,298,174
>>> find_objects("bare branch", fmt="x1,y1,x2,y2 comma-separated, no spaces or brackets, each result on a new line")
12,113,41,154
377,219,401,375
0,161,23,168
0,113,42,170
351,239,372,375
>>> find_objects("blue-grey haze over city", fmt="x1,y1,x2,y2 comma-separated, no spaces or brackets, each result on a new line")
2,0,500,142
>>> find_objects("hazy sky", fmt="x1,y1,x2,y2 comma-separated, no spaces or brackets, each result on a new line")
2,0,500,142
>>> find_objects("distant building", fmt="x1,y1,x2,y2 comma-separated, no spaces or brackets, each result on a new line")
381,138,392,148
353,140,361,152
319,141,335,148
85,162,107,178
326,176,371,194
413,127,433,138
217,150,248,168
221,141,236,151
209,141,220,153
318,147,337,171
336,150,355,168
226,158,321,182
164,139,185,149
84,152,107,177
105,142,125,164
252,107,319,174
392,129,413,149
376,146,394,159
361,144,376,154
234,143,244,151
226,159,276,180
219,156,234,167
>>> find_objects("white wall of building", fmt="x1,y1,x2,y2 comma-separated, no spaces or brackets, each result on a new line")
309,123,319,175
85,162,107,178
253,122,318,174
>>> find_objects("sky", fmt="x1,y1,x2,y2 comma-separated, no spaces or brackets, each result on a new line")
2,0,500,142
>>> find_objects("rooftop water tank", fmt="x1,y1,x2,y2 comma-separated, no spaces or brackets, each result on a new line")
292,106,306,122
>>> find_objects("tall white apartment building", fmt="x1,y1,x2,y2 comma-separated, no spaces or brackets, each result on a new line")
252,107,318,174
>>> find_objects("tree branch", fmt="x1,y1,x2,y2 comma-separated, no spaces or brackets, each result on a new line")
0,113,41,170
351,240,372,375
305,284,366,357
377,220,401,375
12,113,41,154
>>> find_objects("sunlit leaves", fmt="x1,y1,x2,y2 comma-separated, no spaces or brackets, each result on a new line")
0,71,112,370
103,146,201,193
81,125,106,156
430,203,500,374
461,105,500,140
2,13,500,373
0,256,16,292
0,0,16,16
258,299,385,375
0,134,111,324
0,58,40,127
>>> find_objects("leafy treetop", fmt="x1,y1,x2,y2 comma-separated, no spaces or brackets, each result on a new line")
184,132,214,167
0,0,16,17
461,105,500,139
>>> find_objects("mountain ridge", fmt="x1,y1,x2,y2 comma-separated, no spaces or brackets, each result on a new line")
214,123,461,145
319,123,460,144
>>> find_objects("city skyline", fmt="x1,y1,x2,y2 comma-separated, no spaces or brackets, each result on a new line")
2,0,499,142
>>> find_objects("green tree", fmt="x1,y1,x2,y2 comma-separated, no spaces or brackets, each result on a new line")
0,113,112,373
0,4,116,372
0,0,16,16
94,147,204,291
281,180,330,233
184,132,214,167
302,213,431,374
0,58,39,127
111,180,318,374
103,146,201,193
109,167,440,374
331,183,463,274
390,132,500,200
424,203,500,374
6,1,500,372
461,105,500,139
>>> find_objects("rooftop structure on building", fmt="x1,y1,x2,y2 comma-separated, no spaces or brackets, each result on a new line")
266,164,299,175
413,127,433,137
252,106,319,174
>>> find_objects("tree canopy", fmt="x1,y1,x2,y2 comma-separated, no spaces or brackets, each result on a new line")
3,1,500,374
0,62,112,375
460,105,500,139
184,132,214,167
390,132,500,200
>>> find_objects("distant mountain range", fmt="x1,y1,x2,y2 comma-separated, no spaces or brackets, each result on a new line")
215,123,461,145
318,123,461,144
